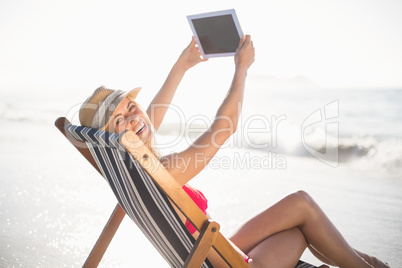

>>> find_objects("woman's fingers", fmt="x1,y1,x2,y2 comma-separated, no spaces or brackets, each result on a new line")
191,36,197,46
238,35,247,49
237,35,253,53
239,35,246,46
235,34,255,69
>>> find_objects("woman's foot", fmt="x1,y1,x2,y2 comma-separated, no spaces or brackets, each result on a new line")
370,256,390,268
355,249,389,268
363,255,390,268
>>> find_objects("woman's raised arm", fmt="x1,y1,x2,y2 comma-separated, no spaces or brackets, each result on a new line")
161,35,255,186
146,37,207,131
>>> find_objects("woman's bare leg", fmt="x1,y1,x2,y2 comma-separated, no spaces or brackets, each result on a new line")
308,237,389,268
230,191,379,268
247,227,308,268
308,245,337,266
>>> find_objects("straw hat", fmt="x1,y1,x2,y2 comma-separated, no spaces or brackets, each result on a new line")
79,86,141,129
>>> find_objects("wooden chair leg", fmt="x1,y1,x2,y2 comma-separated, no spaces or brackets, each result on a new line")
83,203,126,268
184,220,220,268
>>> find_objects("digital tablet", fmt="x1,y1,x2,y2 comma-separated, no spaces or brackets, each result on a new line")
187,9,243,58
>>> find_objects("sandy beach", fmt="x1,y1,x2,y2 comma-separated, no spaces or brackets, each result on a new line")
1,119,401,267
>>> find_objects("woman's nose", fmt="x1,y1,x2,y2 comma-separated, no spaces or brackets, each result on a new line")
126,114,140,127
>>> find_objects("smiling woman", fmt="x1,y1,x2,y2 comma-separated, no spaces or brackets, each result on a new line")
104,97,150,140
79,85,157,155
75,35,391,268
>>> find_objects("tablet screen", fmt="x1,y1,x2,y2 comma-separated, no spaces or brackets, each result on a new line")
187,9,243,58
192,15,240,54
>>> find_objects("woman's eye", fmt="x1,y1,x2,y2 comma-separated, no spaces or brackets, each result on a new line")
115,117,123,126
129,104,135,112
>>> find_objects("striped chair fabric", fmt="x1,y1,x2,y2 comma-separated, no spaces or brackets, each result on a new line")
66,124,212,267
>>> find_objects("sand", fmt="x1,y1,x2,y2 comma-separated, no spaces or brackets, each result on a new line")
1,120,401,267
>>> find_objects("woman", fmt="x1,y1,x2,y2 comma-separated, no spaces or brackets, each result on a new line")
79,36,389,268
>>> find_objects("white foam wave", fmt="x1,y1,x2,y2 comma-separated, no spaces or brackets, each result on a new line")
156,121,402,173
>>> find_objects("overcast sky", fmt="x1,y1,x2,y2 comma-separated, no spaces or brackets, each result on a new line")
1,0,401,94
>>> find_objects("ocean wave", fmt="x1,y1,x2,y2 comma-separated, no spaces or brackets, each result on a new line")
244,132,378,160
245,126,402,172
361,139,402,173
157,122,402,173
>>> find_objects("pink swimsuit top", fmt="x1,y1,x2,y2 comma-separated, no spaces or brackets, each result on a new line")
181,185,251,264
182,184,208,234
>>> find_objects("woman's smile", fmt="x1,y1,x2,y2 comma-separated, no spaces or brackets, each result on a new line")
134,121,145,134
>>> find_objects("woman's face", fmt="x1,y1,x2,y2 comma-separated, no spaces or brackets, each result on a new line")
105,98,153,145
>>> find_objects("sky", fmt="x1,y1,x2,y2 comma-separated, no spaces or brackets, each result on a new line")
0,0,401,97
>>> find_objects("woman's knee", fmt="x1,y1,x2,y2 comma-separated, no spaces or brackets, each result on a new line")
295,190,313,201
290,190,318,214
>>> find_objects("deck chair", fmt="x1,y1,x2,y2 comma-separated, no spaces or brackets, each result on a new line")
55,117,318,268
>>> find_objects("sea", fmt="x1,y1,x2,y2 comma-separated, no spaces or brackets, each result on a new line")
1,76,401,173
1,75,401,266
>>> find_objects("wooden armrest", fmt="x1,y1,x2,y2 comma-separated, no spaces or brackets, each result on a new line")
184,220,220,268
